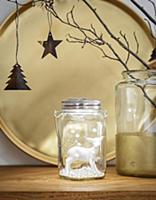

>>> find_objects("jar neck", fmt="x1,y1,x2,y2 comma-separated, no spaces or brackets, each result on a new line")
122,70,156,83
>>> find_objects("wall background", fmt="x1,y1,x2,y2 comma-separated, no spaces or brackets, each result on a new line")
0,0,154,165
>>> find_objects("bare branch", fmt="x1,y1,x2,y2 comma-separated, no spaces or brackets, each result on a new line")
105,43,130,71
119,31,130,65
130,0,156,26
48,0,155,108
43,0,150,69
136,85,156,108
67,34,119,61
46,4,106,48
82,0,150,69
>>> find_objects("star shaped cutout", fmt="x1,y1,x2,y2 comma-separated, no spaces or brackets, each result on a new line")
39,32,62,59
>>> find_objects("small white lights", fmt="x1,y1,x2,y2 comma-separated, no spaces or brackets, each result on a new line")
75,133,80,138
70,129,76,134
92,128,97,133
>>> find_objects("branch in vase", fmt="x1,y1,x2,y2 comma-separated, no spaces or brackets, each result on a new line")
117,31,139,65
68,34,156,108
44,1,148,68
47,3,131,70
40,0,149,68
136,85,156,108
81,0,150,69
46,2,156,108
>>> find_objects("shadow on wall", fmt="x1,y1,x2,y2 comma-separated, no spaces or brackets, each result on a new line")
0,130,45,166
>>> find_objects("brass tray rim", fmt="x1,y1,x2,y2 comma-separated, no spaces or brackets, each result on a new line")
0,0,153,165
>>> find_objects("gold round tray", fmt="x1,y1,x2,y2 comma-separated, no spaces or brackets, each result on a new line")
0,0,153,164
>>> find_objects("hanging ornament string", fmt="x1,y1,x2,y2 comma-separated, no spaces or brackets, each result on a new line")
38,10,63,59
4,0,31,90
15,0,19,64
47,10,53,32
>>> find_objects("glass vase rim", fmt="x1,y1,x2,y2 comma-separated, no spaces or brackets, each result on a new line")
122,69,156,80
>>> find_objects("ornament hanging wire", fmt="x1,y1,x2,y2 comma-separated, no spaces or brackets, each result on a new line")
4,0,31,90
38,8,63,59
15,0,19,64
47,10,53,31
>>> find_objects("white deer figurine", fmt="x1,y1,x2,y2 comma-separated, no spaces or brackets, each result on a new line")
65,136,104,174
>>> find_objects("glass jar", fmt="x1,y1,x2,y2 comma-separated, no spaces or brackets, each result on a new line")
116,70,156,177
54,98,107,180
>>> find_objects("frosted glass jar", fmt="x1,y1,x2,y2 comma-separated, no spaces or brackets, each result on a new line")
116,70,156,177
54,98,107,180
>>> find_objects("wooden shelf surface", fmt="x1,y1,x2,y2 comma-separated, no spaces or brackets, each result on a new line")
0,166,155,200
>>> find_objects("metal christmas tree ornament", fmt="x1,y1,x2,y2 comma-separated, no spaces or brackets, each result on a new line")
5,0,31,90
5,64,31,90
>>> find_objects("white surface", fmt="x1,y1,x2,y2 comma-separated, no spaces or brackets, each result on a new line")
0,0,154,165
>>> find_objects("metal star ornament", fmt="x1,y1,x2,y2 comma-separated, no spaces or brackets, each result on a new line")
39,31,62,59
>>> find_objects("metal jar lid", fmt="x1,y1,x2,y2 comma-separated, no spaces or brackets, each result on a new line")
62,98,101,110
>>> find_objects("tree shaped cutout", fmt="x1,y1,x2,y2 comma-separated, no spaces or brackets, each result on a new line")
5,63,31,90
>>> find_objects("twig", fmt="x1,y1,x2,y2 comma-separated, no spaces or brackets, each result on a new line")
137,85,156,108
67,34,127,63
119,31,130,65
105,42,130,71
